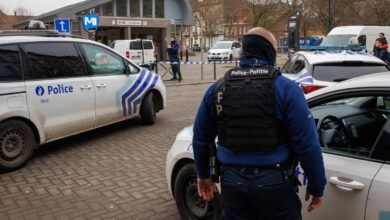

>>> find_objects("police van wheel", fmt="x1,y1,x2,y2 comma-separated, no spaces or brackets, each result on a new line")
0,120,36,172
229,55,233,61
141,92,156,125
174,163,223,220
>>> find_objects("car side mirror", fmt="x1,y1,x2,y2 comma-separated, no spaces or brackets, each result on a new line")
126,64,139,74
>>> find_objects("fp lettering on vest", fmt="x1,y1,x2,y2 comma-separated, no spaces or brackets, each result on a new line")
48,85,74,95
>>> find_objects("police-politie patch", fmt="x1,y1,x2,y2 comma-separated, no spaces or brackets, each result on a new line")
230,68,269,77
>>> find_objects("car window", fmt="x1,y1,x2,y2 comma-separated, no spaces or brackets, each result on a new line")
370,119,390,161
23,43,86,80
281,55,305,74
311,96,389,159
81,44,126,75
143,41,153,50
0,45,22,82
313,64,388,82
130,41,142,50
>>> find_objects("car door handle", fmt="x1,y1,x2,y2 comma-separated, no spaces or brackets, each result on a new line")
329,176,365,190
96,84,107,88
80,85,92,90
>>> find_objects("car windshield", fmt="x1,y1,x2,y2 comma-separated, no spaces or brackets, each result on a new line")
212,42,231,49
321,35,356,46
313,63,388,82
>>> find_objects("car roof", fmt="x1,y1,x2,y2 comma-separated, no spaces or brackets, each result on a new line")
0,35,96,45
296,50,385,65
306,71,390,99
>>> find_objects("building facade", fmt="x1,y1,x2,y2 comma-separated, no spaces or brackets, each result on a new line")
14,0,192,59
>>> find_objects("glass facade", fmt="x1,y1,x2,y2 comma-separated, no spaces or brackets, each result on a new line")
156,0,164,18
130,0,140,17
102,2,114,16
116,0,127,17
143,0,152,18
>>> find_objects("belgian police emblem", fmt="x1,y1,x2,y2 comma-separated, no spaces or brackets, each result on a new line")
35,86,45,96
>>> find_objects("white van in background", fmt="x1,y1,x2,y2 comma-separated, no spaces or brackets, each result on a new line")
321,26,390,54
112,39,157,68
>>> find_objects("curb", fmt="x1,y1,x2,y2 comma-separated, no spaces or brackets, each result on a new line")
164,80,216,87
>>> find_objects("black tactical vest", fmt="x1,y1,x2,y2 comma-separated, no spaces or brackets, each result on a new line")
214,66,288,153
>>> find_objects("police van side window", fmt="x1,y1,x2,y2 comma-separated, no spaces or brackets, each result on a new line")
23,43,85,79
81,44,125,75
0,45,22,81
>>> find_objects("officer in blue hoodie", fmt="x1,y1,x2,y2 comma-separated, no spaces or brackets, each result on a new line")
193,27,326,220
167,37,182,82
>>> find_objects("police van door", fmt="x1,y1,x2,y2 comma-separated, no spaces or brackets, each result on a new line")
79,43,138,127
22,42,95,141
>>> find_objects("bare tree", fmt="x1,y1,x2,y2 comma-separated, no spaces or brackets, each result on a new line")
13,6,32,16
191,0,224,48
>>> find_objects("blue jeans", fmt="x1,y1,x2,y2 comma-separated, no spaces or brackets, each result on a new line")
170,61,181,80
221,167,302,220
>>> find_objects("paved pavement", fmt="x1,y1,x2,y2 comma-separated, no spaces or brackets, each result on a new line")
0,53,289,220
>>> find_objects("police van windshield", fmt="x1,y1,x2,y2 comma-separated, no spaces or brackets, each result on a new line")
212,42,232,49
321,34,356,46
313,63,388,82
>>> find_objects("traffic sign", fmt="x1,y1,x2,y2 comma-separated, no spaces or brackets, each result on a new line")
82,14,99,31
54,18,70,33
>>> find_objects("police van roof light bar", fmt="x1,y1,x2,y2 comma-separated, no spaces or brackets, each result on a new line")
300,45,366,52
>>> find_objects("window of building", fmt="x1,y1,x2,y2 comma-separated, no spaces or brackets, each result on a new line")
23,43,86,79
156,0,164,18
130,0,140,17
143,0,152,18
116,0,127,17
102,2,114,16
0,45,22,82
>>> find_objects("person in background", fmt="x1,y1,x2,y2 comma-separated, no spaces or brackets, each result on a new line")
167,37,182,82
379,33,388,49
374,38,388,65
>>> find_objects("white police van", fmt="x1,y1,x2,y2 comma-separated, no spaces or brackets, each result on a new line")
0,30,166,171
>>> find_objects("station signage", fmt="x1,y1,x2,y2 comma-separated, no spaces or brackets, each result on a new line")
82,13,99,31
116,20,142,26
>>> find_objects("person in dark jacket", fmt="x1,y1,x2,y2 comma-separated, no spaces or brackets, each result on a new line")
374,38,389,64
379,33,388,49
167,37,182,82
193,27,326,220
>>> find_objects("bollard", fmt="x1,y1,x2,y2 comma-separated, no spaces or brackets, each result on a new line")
180,50,183,60
235,58,238,67
213,62,217,80
155,62,158,74
185,50,189,62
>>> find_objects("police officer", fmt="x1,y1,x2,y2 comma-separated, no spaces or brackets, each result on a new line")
167,37,183,82
193,27,326,219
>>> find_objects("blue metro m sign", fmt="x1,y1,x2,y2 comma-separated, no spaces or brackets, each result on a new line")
82,13,99,32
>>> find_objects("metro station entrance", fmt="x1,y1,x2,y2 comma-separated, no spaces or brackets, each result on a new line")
131,27,164,60
96,27,124,46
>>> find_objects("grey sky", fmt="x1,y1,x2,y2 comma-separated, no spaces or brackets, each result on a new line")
0,0,86,16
